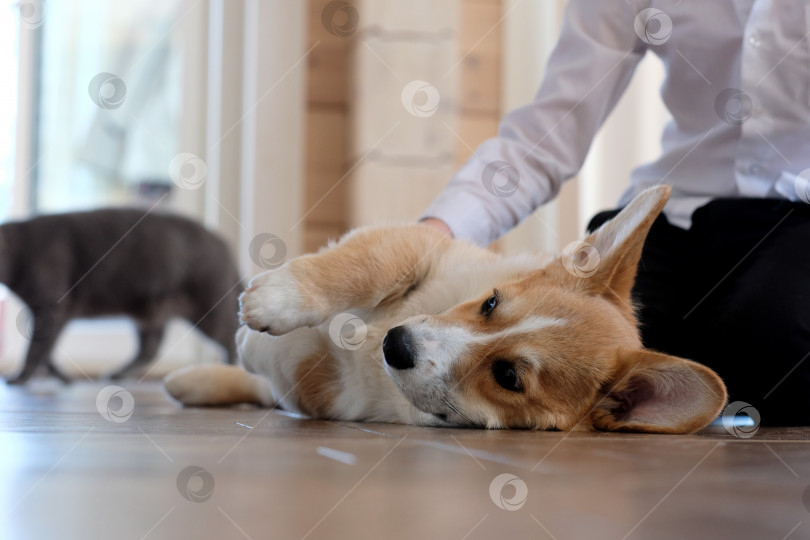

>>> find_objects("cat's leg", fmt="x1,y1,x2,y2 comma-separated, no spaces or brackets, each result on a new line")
110,324,165,379
47,363,71,383
7,310,67,385
193,293,240,365
240,224,457,336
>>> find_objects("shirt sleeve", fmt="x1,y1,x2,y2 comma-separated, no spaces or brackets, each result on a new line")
421,0,648,246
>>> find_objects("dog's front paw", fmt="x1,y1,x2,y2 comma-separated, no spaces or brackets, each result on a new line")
240,267,322,335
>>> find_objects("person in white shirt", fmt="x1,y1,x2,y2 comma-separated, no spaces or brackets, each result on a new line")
421,0,810,425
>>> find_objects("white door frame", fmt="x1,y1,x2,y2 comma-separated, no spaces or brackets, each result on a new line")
205,0,306,276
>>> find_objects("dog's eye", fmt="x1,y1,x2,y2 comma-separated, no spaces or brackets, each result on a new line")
481,290,500,317
492,360,522,392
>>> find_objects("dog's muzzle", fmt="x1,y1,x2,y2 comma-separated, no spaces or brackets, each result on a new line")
382,325,416,370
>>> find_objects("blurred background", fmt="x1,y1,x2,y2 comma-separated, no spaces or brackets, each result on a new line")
1,0,669,378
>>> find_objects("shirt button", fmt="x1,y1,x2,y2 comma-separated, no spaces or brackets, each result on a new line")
749,163,761,174
748,34,761,47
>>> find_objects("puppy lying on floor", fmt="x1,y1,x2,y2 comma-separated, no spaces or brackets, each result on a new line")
166,186,727,433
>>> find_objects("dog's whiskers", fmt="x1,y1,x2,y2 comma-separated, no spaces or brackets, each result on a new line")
442,397,473,425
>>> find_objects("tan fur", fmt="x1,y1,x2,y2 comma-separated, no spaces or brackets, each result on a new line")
166,186,728,434
449,284,642,430
164,364,268,406
289,227,457,317
294,353,341,418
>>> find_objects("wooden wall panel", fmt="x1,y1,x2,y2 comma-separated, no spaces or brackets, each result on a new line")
303,0,354,253
304,0,503,243
304,223,346,253
307,0,351,106
304,109,348,226
459,0,502,116
351,38,456,161
349,162,456,227
454,114,500,168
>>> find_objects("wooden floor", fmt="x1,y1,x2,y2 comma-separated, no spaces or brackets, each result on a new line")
2,381,809,540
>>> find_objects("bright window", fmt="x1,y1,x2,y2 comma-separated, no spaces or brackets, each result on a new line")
0,3,17,221
34,0,183,213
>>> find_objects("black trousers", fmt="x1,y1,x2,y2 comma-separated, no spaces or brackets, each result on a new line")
588,198,810,426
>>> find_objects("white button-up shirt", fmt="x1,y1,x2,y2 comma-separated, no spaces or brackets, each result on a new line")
422,0,810,246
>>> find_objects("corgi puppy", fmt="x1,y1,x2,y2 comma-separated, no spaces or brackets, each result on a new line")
165,186,727,433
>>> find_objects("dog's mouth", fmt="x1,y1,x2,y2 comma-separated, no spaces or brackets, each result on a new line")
409,393,479,427
381,341,481,427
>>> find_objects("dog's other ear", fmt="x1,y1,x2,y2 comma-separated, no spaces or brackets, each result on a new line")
551,185,671,303
589,348,727,434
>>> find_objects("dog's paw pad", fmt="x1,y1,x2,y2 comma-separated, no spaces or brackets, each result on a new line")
239,267,321,335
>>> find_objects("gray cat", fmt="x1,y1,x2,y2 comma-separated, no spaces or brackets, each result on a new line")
0,209,242,384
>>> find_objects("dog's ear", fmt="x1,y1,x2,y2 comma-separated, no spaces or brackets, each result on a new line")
550,185,671,303
589,348,727,434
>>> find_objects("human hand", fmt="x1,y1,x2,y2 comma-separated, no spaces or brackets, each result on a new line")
419,218,453,238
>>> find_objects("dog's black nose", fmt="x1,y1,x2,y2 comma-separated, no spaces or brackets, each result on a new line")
383,326,415,370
